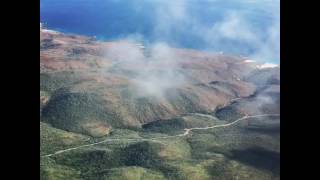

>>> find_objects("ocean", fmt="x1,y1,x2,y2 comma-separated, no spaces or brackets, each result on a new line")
40,0,280,64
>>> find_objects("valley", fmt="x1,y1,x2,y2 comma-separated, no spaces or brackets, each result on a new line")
40,28,280,180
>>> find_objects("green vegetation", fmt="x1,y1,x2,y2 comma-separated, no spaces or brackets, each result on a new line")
142,114,219,135
121,139,191,168
40,116,279,180
140,159,212,180
41,164,81,180
103,167,166,180
143,118,188,135
40,122,90,155
215,103,244,122
166,88,203,113
53,148,124,174
41,158,82,180
42,92,123,135
204,158,275,180
40,72,83,94
40,90,50,113
40,33,280,179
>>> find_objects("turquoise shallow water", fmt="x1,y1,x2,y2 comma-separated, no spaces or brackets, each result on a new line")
40,0,280,64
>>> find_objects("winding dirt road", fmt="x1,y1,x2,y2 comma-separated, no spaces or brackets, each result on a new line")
41,113,280,158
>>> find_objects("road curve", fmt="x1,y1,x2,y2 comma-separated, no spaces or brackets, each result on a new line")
41,113,280,158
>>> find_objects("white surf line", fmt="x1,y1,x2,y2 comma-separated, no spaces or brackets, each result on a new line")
41,114,280,158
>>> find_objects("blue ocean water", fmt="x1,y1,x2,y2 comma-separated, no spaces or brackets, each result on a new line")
40,0,280,64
